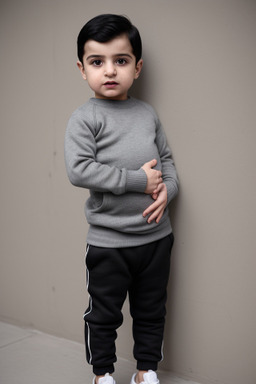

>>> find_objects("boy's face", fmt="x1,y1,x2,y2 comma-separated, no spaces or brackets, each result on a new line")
77,34,143,100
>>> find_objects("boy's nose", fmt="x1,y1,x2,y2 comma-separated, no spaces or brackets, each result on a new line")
104,63,117,77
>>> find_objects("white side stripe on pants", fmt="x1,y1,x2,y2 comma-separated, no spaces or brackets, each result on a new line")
83,245,93,364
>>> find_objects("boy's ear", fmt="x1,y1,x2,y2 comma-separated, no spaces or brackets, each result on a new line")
77,61,87,80
134,59,143,79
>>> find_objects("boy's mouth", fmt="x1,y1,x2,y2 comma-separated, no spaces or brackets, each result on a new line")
104,81,118,88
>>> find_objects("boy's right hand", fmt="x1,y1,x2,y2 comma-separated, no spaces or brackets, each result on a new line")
141,159,162,194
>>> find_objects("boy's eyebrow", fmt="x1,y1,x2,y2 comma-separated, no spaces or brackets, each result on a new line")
85,53,133,61
86,55,102,61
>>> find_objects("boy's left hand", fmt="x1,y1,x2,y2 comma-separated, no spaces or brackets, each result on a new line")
143,183,168,224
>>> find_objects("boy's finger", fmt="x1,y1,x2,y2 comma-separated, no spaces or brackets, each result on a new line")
153,183,163,194
155,210,164,223
143,201,158,217
151,192,158,200
149,158,157,168
148,207,161,223
147,203,165,223
144,158,157,169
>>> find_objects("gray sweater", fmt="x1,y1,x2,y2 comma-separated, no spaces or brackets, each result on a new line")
65,97,178,247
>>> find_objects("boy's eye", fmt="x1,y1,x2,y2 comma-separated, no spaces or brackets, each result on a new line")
92,60,102,66
116,58,127,65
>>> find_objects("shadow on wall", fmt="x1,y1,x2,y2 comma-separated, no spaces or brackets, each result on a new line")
163,194,181,370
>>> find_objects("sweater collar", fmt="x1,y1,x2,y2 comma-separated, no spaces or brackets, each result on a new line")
89,97,136,109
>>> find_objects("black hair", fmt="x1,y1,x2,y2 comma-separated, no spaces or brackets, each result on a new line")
77,14,142,64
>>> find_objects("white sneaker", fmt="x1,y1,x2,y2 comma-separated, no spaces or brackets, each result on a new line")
130,370,160,384
93,373,116,384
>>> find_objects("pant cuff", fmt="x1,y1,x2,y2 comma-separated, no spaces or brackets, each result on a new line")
137,361,158,371
93,365,114,376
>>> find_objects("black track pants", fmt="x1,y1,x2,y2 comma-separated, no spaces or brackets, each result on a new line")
84,234,174,376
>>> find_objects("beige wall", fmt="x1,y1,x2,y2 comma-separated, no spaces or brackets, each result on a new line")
0,1,255,383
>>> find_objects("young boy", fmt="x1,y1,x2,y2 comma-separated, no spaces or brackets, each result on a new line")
65,14,178,384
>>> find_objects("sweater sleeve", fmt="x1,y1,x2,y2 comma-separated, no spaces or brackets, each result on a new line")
155,119,179,204
64,111,147,195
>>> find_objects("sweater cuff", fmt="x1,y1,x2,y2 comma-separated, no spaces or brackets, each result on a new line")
126,168,147,193
166,182,179,205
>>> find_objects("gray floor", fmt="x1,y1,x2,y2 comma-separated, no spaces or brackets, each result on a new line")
0,321,199,384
